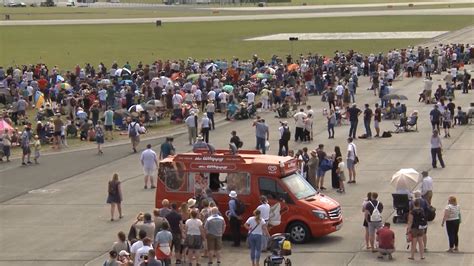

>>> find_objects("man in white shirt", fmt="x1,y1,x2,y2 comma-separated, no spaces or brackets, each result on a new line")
134,237,153,266
201,113,211,143
421,171,433,205
335,83,344,106
346,138,358,184
207,90,216,103
185,112,198,145
246,90,255,105
140,144,158,189
172,92,183,108
293,109,307,142
218,91,228,112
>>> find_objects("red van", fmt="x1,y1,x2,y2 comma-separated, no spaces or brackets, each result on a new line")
156,149,342,243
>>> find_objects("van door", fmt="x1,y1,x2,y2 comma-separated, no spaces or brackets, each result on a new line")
258,177,293,229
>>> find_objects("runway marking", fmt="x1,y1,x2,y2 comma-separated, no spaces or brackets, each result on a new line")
245,31,448,41
28,188,60,194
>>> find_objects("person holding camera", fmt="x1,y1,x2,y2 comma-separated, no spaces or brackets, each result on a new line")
134,237,153,266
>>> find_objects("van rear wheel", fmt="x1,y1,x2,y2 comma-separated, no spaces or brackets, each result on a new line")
287,222,310,244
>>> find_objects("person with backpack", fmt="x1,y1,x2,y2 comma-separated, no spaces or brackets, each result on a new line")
128,118,141,153
229,130,243,150
106,173,123,221
278,121,291,156
409,191,431,251
407,199,427,260
364,192,383,253
228,190,244,247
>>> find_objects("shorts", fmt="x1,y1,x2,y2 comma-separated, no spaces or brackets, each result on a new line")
105,125,113,131
368,221,382,236
17,110,26,116
96,135,104,144
374,120,380,129
22,146,31,155
317,168,326,177
410,228,425,237
347,159,355,169
185,235,203,250
143,167,156,176
131,136,140,146
171,232,182,252
443,121,451,129
339,172,346,181
54,131,62,137
206,234,223,251
34,150,40,159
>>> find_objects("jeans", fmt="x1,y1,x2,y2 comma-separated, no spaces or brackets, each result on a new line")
349,120,358,138
207,112,215,129
248,234,262,262
328,123,335,138
364,120,372,137
230,216,241,246
446,219,460,248
431,147,445,168
278,139,289,156
350,91,355,103
256,137,266,154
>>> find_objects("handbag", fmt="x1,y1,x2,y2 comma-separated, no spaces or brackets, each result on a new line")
351,144,360,164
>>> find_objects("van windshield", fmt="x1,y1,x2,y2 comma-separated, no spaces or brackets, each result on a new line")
281,173,317,200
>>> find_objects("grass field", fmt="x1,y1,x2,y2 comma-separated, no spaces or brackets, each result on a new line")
1,15,473,69
0,3,472,20
114,0,454,5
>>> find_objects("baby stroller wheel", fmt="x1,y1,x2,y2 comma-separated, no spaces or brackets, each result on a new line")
264,257,271,266
285,258,292,266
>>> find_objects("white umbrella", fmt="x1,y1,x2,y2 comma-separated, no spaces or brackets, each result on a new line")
98,79,111,85
206,63,218,72
128,104,144,113
390,168,420,190
146,100,164,108
150,77,161,89
115,68,132,77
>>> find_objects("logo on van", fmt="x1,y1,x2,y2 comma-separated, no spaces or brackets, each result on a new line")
268,165,278,173
195,156,224,163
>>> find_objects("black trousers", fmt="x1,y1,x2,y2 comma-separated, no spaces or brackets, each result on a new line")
446,219,460,248
431,147,445,168
278,139,289,156
349,120,358,139
201,127,210,143
295,127,304,142
230,216,241,246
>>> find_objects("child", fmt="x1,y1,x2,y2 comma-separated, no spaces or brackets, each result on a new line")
336,157,345,193
33,135,41,164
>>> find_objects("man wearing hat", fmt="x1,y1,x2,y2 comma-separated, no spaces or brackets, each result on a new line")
185,112,198,145
192,135,210,153
228,191,242,247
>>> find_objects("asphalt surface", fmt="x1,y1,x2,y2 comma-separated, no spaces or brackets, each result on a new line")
0,27,473,266
0,7,473,25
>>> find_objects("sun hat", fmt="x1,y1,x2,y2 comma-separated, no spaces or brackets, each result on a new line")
187,198,197,208
196,135,204,141
228,190,237,198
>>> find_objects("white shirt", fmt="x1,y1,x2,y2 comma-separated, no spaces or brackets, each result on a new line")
421,176,433,195
135,245,153,266
195,89,202,101
185,115,197,128
336,85,344,96
201,117,210,128
218,92,228,103
293,112,307,128
172,94,183,105
185,218,202,235
347,143,357,160
246,92,255,104
130,240,144,262
140,149,158,170
445,204,460,221
245,216,266,235
256,203,270,221
207,91,216,101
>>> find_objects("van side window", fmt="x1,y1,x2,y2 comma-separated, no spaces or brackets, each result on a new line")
259,177,292,203
159,161,187,192
212,172,251,195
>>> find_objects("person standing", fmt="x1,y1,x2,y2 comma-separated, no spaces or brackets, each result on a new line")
316,144,328,190
20,125,32,166
347,138,358,184
421,171,433,205
430,130,445,168
95,120,105,155
2,129,11,162
362,192,372,250
155,222,173,266
185,112,198,145
206,100,216,130
307,150,319,189
335,157,345,193
128,118,141,153
407,199,427,260
253,118,269,155
165,203,183,265
442,108,451,138
228,191,242,247
183,209,205,266
365,192,383,253
256,195,271,251
278,121,291,156
103,250,119,266
347,104,361,139
442,196,461,252
374,103,382,137
331,146,342,189
107,173,123,221
159,137,175,160
204,207,225,266
244,209,269,266
201,113,211,143
104,107,114,140
140,144,158,189
53,113,63,149
33,135,41,164
429,105,442,132
135,237,154,266
363,104,373,138
111,231,131,254
326,109,336,139
293,108,307,142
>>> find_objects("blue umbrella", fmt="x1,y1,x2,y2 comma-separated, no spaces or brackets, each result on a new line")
119,80,134,86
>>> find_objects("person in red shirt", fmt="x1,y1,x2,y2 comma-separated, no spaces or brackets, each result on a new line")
376,222,395,260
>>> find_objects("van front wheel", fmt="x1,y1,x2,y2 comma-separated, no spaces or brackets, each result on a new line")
287,222,310,244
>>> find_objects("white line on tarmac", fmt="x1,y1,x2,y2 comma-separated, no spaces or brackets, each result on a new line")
245,31,449,41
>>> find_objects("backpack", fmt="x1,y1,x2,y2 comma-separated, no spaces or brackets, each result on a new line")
424,206,436,222
281,127,291,141
369,201,382,222
233,198,246,216
237,140,243,148
412,208,428,229
381,131,392,138
128,122,138,137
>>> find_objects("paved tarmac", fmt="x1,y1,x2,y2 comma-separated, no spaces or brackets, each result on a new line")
0,28,473,266
0,7,473,25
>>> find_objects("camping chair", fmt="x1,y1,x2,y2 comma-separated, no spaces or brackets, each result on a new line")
393,117,408,133
392,193,410,223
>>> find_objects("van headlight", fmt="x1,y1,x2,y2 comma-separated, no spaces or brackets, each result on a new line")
312,210,328,220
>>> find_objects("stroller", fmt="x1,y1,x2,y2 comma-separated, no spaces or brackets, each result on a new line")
264,233,292,266
392,193,410,223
